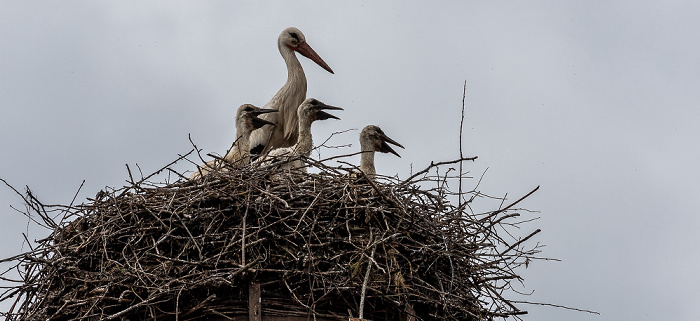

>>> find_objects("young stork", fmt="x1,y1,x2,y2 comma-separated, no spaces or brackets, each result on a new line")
257,98,342,172
249,27,334,160
190,104,277,179
357,125,404,179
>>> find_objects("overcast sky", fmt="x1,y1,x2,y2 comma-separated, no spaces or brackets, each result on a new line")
2,1,699,320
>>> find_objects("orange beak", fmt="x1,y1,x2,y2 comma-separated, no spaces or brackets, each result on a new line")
295,42,334,74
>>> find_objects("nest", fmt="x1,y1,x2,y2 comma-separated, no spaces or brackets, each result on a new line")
0,153,542,321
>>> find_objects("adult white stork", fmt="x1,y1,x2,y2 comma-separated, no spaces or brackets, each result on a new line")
190,104,277,179
358,125,404,179
248,27,334,159
257,98,342,172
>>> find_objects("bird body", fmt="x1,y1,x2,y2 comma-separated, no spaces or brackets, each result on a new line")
249,27,334,159
190,104,276,179
358,125,404,179
258,98,342,172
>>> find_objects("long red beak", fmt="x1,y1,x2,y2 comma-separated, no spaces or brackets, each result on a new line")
295,42,334,74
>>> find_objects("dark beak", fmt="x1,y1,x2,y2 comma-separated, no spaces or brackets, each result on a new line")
251,117,276,129
295,42,334,74
250,108,278,117
313,103,343,121
379,133,405,158
251,108,277,129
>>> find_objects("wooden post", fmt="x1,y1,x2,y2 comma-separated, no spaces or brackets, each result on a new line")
249,281,261,321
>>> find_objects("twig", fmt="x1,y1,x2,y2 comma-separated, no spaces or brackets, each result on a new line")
459,80,467,216
358,232,376,320
510,300,600,315
401,156,478,186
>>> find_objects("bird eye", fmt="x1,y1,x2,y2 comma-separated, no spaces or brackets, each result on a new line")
289,32,299,40
244,107,254,112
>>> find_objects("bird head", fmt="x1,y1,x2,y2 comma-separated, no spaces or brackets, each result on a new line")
237,104,277,130
279,27,334,74
298,98,343,122
361,125,405,157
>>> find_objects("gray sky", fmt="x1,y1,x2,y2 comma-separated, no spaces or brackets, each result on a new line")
2,1,699,320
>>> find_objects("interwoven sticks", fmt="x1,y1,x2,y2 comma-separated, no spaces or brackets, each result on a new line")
1,156,541,321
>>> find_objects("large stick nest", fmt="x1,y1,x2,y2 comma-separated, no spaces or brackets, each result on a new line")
0,153,542,321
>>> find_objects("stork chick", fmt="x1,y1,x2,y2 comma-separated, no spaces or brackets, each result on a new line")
358,125,404,179
249,27,334,160
190,104,277,179
258,98,342,172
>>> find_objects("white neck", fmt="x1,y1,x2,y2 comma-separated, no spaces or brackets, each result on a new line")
224,125,252,166
280,44,307,90
293,115,314,157
277,45,307,136
360,146,376,178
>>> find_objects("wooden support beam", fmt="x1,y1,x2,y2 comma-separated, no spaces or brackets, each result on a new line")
249,281,261,321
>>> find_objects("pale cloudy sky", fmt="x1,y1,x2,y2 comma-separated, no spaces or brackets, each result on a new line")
2,2,699,320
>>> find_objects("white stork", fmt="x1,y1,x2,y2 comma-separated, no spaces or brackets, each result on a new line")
257,98,342,172
358,125,404,179
248,27,334,159
190,104,277,179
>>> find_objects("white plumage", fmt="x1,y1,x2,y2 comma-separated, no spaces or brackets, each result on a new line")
257,98,342,172
248,27,334,159
190,104,276,179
